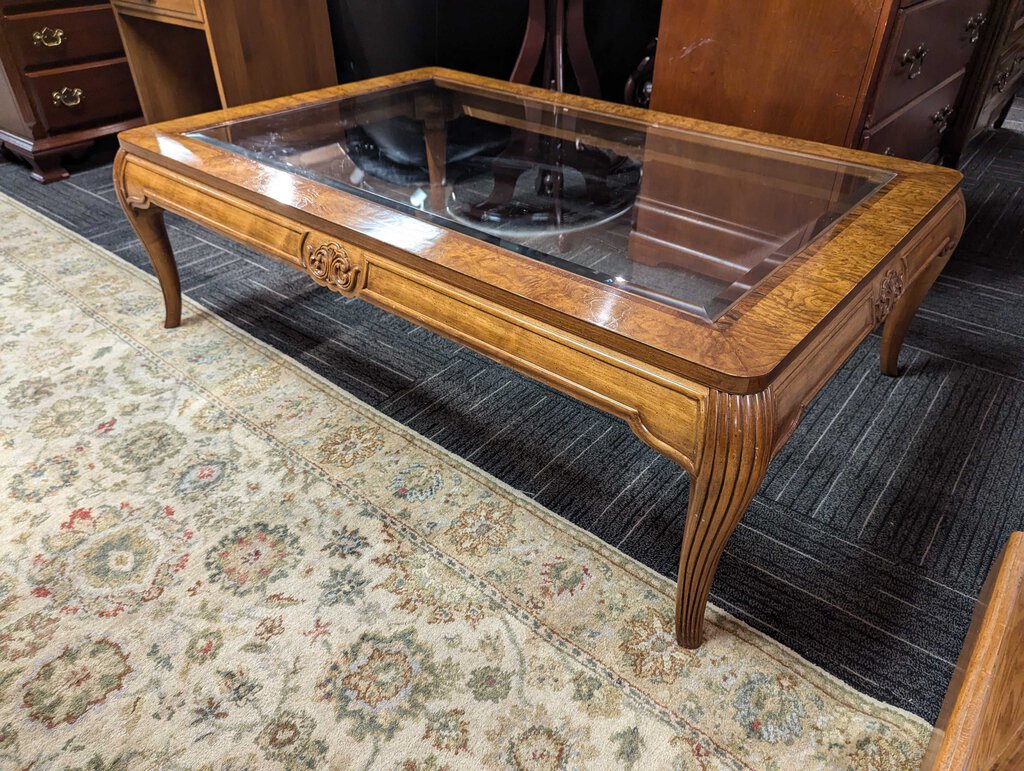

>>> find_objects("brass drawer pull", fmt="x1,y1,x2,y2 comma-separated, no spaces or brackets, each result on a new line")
900,43,929,80
51,86,83,107
32,27,66,47
931,104,953,134
965,13,987,44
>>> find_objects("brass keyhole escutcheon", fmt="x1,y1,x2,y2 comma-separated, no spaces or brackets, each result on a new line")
52,86,83,107
32,27,66,47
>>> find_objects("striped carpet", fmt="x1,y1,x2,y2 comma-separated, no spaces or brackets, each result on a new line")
1,107,1021,722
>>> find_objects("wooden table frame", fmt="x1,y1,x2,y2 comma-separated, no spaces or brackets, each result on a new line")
924,532,1024,769
113,68,965,648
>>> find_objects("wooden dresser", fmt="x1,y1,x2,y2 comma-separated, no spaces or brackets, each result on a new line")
650,0,994,163
0,0,142,182
945,0,1024,164
111,0,337,124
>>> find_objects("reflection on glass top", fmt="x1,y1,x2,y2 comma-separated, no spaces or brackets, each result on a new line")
187,79,894,321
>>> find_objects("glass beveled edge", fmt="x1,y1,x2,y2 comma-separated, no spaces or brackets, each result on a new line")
430,74,902,182
184,73,900,185
699,172,900,322
174,72,903,324
190,130,627,296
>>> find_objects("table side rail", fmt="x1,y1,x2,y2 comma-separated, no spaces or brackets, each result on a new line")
115,151,711,474
771,191,965,450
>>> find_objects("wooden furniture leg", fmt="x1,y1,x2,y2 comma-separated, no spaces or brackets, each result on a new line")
880,241,956,376
511,0,547,86
423,116,448,212
993,97,1015,130
4,145,69,184
676,389,774,647
2,139,96,184
113,152,181,329
510,0,601,98
565,0,601,97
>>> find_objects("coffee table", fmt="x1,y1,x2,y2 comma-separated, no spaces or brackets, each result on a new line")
113,68,965,648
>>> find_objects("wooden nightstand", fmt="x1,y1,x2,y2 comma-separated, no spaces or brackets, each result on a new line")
0,0,143,183
111,0,337,124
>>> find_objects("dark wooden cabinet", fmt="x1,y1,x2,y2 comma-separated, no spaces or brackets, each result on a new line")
946,0,1024,164
0,0,143,182
649,0,994,163
869,0,990,121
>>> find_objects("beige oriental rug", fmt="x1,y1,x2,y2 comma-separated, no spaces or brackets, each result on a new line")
0,193,930,769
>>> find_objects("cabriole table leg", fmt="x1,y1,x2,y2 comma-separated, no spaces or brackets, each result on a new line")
113,151,181,329
676,389,775,648
880,240,958,377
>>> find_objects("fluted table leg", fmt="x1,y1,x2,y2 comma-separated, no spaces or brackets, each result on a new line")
676,389,774,648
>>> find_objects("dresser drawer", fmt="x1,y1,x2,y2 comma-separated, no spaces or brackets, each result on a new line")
991,37,1024,83
987,42,1024,101
111,0,204,24
5,5,124,71
25,59,141,134
862,71,964,160
872,0,990,121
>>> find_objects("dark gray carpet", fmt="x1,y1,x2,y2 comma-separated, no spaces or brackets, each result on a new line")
2,109,1022,723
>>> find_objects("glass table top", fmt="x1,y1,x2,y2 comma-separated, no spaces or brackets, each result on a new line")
187,79,895,321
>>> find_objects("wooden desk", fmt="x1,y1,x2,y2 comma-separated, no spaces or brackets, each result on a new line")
111,0,337,124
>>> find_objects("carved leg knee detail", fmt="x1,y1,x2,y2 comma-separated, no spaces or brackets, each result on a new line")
880,241,956,377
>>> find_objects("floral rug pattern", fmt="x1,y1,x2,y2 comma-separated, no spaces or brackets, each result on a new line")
0,194,929,769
